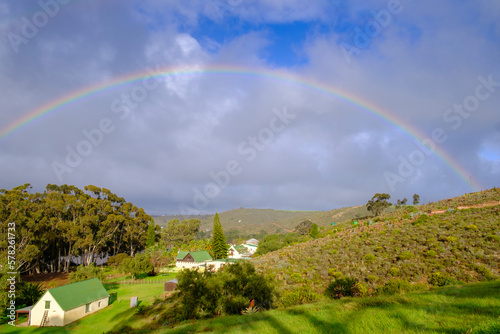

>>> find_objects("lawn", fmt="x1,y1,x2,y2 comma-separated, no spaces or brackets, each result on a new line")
154,280,500,334
0,278,171,334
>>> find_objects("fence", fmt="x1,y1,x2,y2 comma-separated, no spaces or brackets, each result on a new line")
107,279,171,285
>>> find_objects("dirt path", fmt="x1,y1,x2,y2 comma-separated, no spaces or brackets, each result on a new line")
430,201,500,215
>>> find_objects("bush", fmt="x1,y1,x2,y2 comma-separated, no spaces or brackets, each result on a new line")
466,224,478,231
279,286,318,307
398,251,413,260
365,253,376,264
425,250,437,258
475,265,496,281
376,279,412,295
388,267,400,276
428,272,453,287
325,276,359,299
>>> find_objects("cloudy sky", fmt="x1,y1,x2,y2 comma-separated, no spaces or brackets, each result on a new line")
0,0,499,215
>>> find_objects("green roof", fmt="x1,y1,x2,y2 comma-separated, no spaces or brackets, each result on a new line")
176,250,212,262
234,245,247,251
46,278,109,311
176,251,189,260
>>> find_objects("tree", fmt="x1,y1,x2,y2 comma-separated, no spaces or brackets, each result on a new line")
17,282,45,306
211,213,228,259
309,223,320,238
413,194,420,205
162,218,200,249
395,198,407,209
146,219,157,247
119,253,154,279
294,220,313,235
366,193,391,216
69,263,105,283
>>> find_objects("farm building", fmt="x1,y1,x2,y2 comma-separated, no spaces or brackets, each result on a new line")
245,238,259,245
176,250,213,269
164,278,178,292
31,278,109,327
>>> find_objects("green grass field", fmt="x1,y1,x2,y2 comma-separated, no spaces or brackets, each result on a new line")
2,279,498,333
156,281,500,334
1,281,166,334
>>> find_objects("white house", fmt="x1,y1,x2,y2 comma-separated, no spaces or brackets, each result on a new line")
242,244,258,254
246,238,259,246
175,250,213,269
31,278,109,327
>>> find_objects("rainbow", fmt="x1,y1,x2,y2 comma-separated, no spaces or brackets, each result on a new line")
0,64,482,191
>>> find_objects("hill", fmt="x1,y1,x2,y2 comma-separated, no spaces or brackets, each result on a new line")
153,205,374,235
253,188,500,300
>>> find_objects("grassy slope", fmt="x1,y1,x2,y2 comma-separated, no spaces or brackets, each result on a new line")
253,188,500,294
156,281,500,334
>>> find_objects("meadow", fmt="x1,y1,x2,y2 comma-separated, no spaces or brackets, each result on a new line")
155,281,500,334
1,279,170,334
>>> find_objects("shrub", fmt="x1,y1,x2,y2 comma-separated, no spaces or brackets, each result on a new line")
367,275,378,283
428,272,453,287
365,253,376,264
398,251,413,261
475,265,496,281
279,286,318,307
325,276,359,299
425,250,437,258
376,279,413,295
466,224,478,231
17,282,45,306
388,267,400,276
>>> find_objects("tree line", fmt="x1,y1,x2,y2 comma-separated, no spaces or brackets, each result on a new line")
0,184,151,274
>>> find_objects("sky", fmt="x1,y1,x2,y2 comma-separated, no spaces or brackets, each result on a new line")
0,0,499,216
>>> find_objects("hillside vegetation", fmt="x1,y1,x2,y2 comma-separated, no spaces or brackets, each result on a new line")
154,205,373,235
157,281,500,334
253,188,500,302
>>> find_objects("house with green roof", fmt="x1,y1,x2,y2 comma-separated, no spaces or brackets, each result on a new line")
176,250,213,269
30,278,109,327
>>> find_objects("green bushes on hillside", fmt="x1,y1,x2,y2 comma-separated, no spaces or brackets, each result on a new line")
254,189,500,308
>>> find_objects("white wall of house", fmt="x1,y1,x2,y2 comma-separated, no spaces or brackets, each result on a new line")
63,296,109,325
242,244,257,254
176,260,205,269
227,246,243,259
31,291,65,327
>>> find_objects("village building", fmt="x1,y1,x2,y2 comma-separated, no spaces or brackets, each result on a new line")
228,245,246,259
164,278,178,292
245,238,259,246
206,258,239,271
30,278,109,327
241,243,258,254
175,250,213,269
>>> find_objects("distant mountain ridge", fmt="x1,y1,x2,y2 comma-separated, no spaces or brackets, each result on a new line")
153,205,372,234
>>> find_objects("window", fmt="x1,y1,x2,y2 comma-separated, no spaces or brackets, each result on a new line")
85,303,90,313
98,301,101,308
45,301,50,309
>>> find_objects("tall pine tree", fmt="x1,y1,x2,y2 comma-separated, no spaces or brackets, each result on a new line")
211,213,228,259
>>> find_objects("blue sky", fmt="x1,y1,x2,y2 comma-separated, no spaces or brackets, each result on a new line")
0,0,499,215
